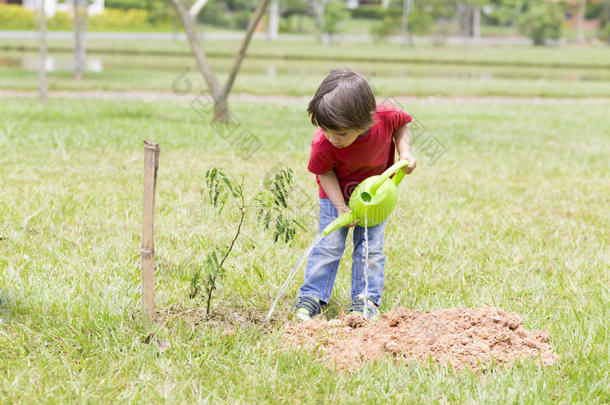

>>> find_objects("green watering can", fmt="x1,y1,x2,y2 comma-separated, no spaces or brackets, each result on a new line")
321,160,411,236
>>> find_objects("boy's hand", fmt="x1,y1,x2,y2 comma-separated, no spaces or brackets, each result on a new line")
337,204,360,227
399,154,417,174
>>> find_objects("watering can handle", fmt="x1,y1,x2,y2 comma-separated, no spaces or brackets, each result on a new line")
370,160,411,193
392,164,406,186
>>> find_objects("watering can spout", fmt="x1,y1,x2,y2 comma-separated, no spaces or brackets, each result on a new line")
322,211,357,236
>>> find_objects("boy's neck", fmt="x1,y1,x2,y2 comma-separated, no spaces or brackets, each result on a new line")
357,128,371,138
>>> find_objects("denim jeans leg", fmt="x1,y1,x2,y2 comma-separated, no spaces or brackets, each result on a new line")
298,199,348,303
351,219,387,306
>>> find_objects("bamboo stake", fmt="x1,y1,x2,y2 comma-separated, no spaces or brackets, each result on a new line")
141,140,160,320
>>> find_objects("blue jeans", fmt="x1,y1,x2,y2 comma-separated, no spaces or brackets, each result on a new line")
298,198,388,306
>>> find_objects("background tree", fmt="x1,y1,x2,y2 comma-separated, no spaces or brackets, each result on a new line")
309,0,330,42
170,0,272,122
485,0,524,26
400,0,413,45
73,0,88,80
600,0,610,43
39,0,47,102
281,0,312,32
280,0,314,32
577,0,587,43
268,0,279,40
518,0,564,45
370,0,434,43
189,0,211,17
457,0,487,45
321,1,348,43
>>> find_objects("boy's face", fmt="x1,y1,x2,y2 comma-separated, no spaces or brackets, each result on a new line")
322,127,369,149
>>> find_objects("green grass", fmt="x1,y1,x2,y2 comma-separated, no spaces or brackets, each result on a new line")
4,65,610,98
2,38,610,98
5,50,610,81
0,97,608,402
3,38,610,68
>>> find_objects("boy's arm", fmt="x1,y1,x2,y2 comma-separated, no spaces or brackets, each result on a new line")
318,170,360,227
393,124,417,174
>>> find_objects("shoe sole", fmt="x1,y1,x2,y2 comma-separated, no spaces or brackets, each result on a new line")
295,308,313,322
349,310,380,321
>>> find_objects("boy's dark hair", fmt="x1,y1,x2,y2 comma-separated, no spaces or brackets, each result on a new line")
307,68,376,131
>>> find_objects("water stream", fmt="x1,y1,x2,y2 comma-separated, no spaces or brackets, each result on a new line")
263,211,372,326
362,212,370,318
262,233,325,326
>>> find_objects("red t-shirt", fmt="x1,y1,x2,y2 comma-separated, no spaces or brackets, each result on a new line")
307,103,412,201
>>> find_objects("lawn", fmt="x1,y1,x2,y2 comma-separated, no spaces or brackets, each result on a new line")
4,66,610,98
3,38,610,68
0,96,608,402
2,38,610,98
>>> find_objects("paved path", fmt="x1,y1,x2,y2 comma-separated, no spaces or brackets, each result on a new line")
2,90,608,104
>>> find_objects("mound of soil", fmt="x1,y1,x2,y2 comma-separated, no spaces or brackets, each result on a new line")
284,307,558,371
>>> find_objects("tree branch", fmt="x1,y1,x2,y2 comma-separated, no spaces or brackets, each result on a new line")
206,187,246,317
189,0,210,17
223,0,273,96
169,0,223,100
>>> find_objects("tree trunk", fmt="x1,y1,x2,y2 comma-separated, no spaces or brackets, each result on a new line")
310,0,325,43
170,0,272,122
577,0,586,43
400,0,413,46
213,96,229,127
267,0,279,41
39,0,47,102
473,6,481,45
169,0,223,104
222,0,272,97
605,0,610,44
457,3,473,45
188,0,210,18
74,0,87,80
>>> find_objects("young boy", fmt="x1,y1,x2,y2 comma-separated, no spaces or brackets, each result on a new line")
294,68,416,321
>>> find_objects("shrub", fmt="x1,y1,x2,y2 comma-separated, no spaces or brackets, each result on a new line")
281,0,312,19
408,6,433,35
323,1,348,36
370,16,397,41
0,5,35,29
104,0,149,10
226,0,257,12
231,10,252,30
147,0,173,25
89,8,149,29
350,4,384,20
370,3,433,42
518,2,564,45
197,2,231,27
485,0,524,26
599,23,610,44
48,11,73,30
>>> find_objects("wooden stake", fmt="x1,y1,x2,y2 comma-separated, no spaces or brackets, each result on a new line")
142,139,160,320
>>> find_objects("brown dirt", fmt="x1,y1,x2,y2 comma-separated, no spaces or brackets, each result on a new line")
284,307,559,371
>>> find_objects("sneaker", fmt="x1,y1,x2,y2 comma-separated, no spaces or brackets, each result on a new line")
294,296,322,322
349,294,380,321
